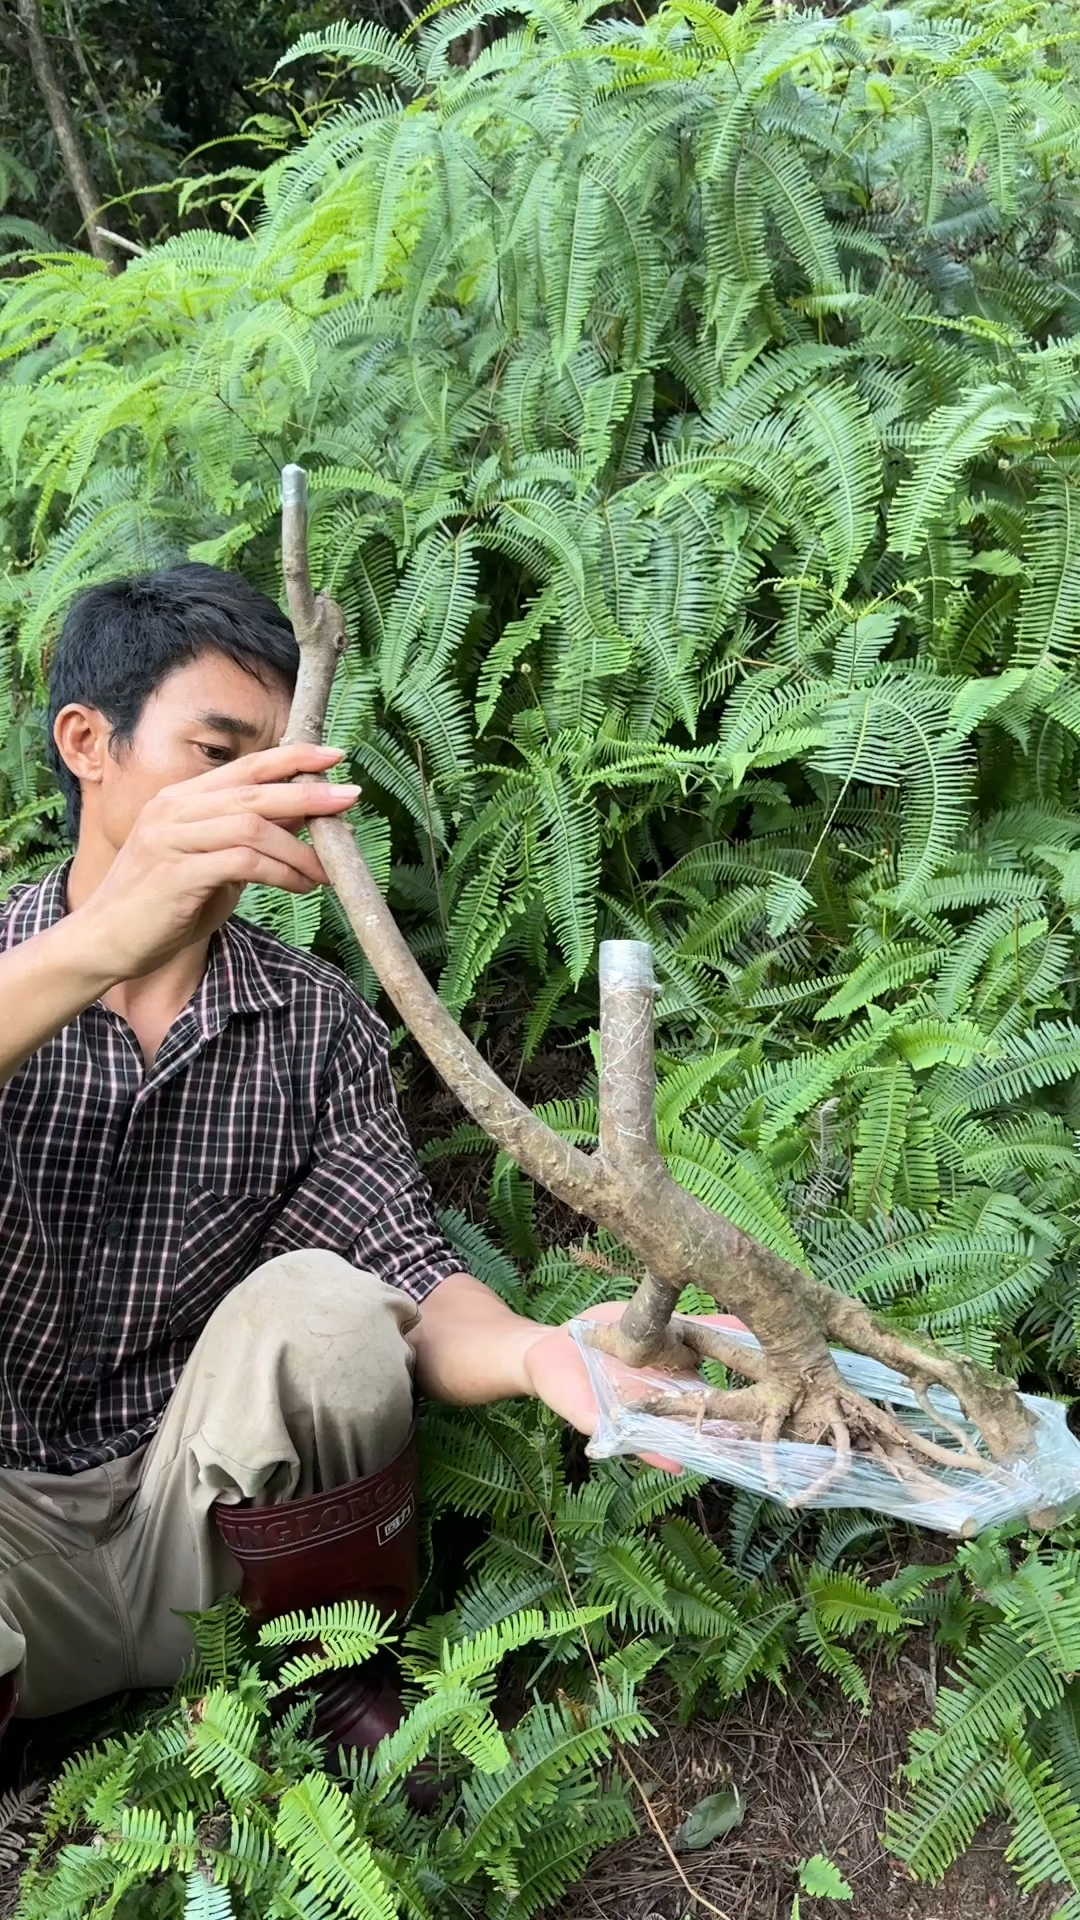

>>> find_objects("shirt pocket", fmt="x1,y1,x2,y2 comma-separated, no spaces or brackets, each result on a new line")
171,1185,284,1338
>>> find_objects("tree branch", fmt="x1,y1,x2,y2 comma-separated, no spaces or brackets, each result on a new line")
278,465,1038,1477
598,940,662,1176
279,464,347,746
12,0,115,265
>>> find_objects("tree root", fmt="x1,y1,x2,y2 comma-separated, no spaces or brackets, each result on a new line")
584,1292,1031,1509
276,467,1048,1531
586,1316,767,1381
615,1371,999,1472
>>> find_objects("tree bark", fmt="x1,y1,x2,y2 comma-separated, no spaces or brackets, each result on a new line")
10,0,115,265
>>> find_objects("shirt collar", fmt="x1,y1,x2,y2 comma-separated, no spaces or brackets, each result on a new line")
16,859,69,935
26,861,287,1035
197,916,288,1036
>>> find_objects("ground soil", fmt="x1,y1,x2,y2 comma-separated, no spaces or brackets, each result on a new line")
562,1658,1038,1920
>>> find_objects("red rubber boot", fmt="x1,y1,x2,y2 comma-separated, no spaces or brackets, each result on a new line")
214,1427,424,1767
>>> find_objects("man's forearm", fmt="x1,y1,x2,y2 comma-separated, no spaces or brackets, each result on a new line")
0,918,118,1087
407,1272,546,1405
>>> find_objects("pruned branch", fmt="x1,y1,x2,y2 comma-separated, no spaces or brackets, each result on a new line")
280,464,347,748
597,940,661,1178
597,940,685,1368
279,465,1039,1490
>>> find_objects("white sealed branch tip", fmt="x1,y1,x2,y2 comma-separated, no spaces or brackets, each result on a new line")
599,940,656,992
281,463,308,509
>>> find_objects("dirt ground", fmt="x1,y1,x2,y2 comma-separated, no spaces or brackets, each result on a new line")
561,1660,1039,1920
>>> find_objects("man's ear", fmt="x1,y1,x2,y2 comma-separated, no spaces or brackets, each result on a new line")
52,704,111,792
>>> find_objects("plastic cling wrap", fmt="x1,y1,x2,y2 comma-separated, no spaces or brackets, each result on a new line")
570,1315,1080,1536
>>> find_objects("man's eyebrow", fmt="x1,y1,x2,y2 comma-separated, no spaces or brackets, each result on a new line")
193,711,263,741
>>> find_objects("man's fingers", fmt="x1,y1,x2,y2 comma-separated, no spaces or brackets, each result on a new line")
185,743,344,793
173,817,329,887
639,1452,685,1475
187,849,324,897
158,780,359,827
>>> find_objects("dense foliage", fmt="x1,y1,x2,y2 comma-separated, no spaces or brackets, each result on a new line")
5,0,1080,1908
5,0,1080,1376
15,1570,646,1920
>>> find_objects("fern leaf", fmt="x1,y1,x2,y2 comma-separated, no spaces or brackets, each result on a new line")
273,20,422,90
184,1871,235,1920
888,386,1032,558
275,1774,397,1920
532,763,600,982
1015,466,1080,669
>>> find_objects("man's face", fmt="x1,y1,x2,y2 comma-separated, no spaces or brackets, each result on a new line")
57,651,294,851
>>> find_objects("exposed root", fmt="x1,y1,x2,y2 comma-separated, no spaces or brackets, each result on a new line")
910,1384,980,1456
787,1412,850,1510
822,1293,1036,1463
586,1317,765,1380
631,1384,768,1425
851,1393,999,1478
869,1442,954,1506
599,1324,701,1373
584,1258,1041,1507
680,1320,768,1379
587,1312,1027,1510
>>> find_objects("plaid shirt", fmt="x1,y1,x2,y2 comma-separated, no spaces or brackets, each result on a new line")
0,863,462,1475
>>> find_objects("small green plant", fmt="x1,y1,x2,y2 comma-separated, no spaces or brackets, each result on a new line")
793,1853,854,1912
16,1594,646,1919
887,1531,1080,1908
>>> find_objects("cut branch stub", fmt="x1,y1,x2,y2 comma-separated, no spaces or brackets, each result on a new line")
598,939,661,1175
597,940,686,1369
280,465,347,751
277,464,1040,1489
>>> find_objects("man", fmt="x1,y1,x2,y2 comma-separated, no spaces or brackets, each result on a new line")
0,563,696,1749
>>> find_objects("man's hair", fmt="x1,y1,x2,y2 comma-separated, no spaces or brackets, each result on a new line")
47,562,300,836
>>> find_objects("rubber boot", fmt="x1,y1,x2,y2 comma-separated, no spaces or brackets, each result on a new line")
214,1426,422,1766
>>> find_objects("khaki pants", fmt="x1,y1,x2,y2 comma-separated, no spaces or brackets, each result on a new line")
0,1250,417,1718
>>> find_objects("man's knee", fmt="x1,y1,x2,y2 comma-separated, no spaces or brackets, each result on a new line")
204,1249,411,1353
203,1249,417,1429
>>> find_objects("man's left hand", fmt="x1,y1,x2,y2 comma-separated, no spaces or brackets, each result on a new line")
410,1275,746,1474
522,1299,747,1475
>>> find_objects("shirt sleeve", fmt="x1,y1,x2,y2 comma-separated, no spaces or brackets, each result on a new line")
258,1000,463,1303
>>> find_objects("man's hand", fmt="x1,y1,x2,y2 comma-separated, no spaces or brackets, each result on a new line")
410,1276,747,1475
76,744,359,984
0,743,364,1089
521,1299,747,1473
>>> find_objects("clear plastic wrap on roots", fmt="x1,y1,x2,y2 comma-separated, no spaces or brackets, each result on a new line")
571,1315,1080,1536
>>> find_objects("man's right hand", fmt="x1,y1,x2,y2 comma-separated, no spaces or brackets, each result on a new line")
76,743,359,983
0,744,363,1090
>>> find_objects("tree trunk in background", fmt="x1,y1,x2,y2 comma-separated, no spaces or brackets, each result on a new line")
12,0,115,264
